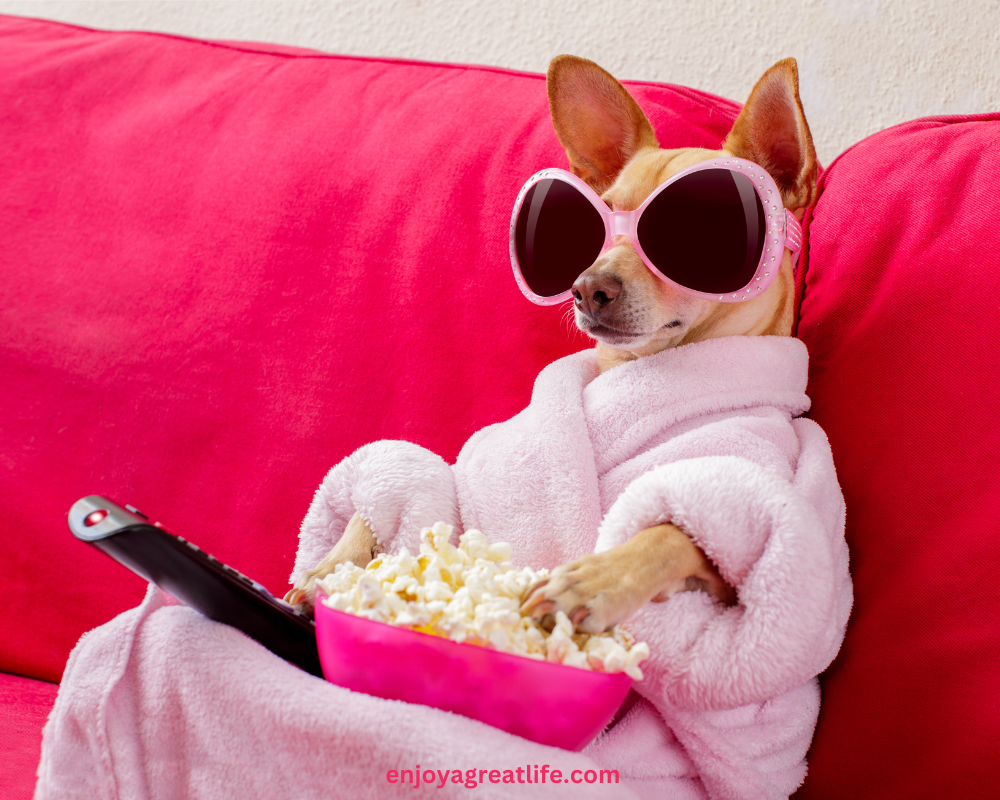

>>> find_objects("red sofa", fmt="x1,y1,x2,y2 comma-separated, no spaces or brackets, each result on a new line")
1,14,997,799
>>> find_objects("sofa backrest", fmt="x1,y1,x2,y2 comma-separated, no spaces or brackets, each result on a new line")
794,112,1000,799
0,15,737,683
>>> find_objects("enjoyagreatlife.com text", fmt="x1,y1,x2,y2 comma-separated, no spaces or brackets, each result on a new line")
387,764,619,789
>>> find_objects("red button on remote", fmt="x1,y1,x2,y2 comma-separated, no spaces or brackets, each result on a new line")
84,509,108,527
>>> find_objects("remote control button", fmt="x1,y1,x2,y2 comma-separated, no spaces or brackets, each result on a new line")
83,509,108,527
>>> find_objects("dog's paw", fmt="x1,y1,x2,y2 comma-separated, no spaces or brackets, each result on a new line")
521,551,642,634
283,572,321,617
283,512,383,617
521,524,736,634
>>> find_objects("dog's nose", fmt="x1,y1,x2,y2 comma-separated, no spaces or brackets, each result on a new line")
572,273,621,317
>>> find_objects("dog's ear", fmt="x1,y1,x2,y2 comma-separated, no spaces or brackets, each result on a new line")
724,58,818,211
547,55,659,194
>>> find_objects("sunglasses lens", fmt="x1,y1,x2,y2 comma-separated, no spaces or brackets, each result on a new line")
514,178,605,298
636,170,765,294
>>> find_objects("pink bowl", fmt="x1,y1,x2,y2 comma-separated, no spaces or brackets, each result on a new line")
314,597,632,751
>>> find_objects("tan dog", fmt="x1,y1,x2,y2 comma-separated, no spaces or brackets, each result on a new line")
287,55,817,634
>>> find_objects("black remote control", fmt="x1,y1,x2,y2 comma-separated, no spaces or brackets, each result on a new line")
68,496,322,677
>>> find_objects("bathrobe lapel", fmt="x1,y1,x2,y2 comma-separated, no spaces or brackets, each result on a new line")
583,336,811,475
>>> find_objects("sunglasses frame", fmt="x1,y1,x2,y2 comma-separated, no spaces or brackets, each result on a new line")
509,157,802,306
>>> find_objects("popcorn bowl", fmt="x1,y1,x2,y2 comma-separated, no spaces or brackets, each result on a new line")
314,590,633,751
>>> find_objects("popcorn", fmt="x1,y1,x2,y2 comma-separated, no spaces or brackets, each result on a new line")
317,522,649,680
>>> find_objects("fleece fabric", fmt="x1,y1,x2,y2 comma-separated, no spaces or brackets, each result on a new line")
292,335,851,800
36,585,660,800
35,336,849,800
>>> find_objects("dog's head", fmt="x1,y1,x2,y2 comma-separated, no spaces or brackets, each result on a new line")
546,56,817,371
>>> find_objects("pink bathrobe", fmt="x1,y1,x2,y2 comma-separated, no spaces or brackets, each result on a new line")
36,335,851,800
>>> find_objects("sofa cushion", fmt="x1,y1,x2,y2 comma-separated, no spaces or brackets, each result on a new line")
793,113,1000,799
0,673,58,800
0,14,739,684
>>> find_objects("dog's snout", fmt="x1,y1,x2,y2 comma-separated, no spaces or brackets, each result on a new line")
572,273,622,317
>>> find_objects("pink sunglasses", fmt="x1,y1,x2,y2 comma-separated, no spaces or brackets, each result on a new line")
509,157,802,305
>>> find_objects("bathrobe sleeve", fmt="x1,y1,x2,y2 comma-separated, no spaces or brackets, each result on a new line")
290,440,461,586
596,418,852,710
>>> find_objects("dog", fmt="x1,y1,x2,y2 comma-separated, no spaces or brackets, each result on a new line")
286,54,817,636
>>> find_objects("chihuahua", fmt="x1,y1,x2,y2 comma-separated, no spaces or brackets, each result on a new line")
286,55,817,634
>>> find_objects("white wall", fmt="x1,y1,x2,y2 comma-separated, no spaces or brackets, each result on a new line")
2,0,997,165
